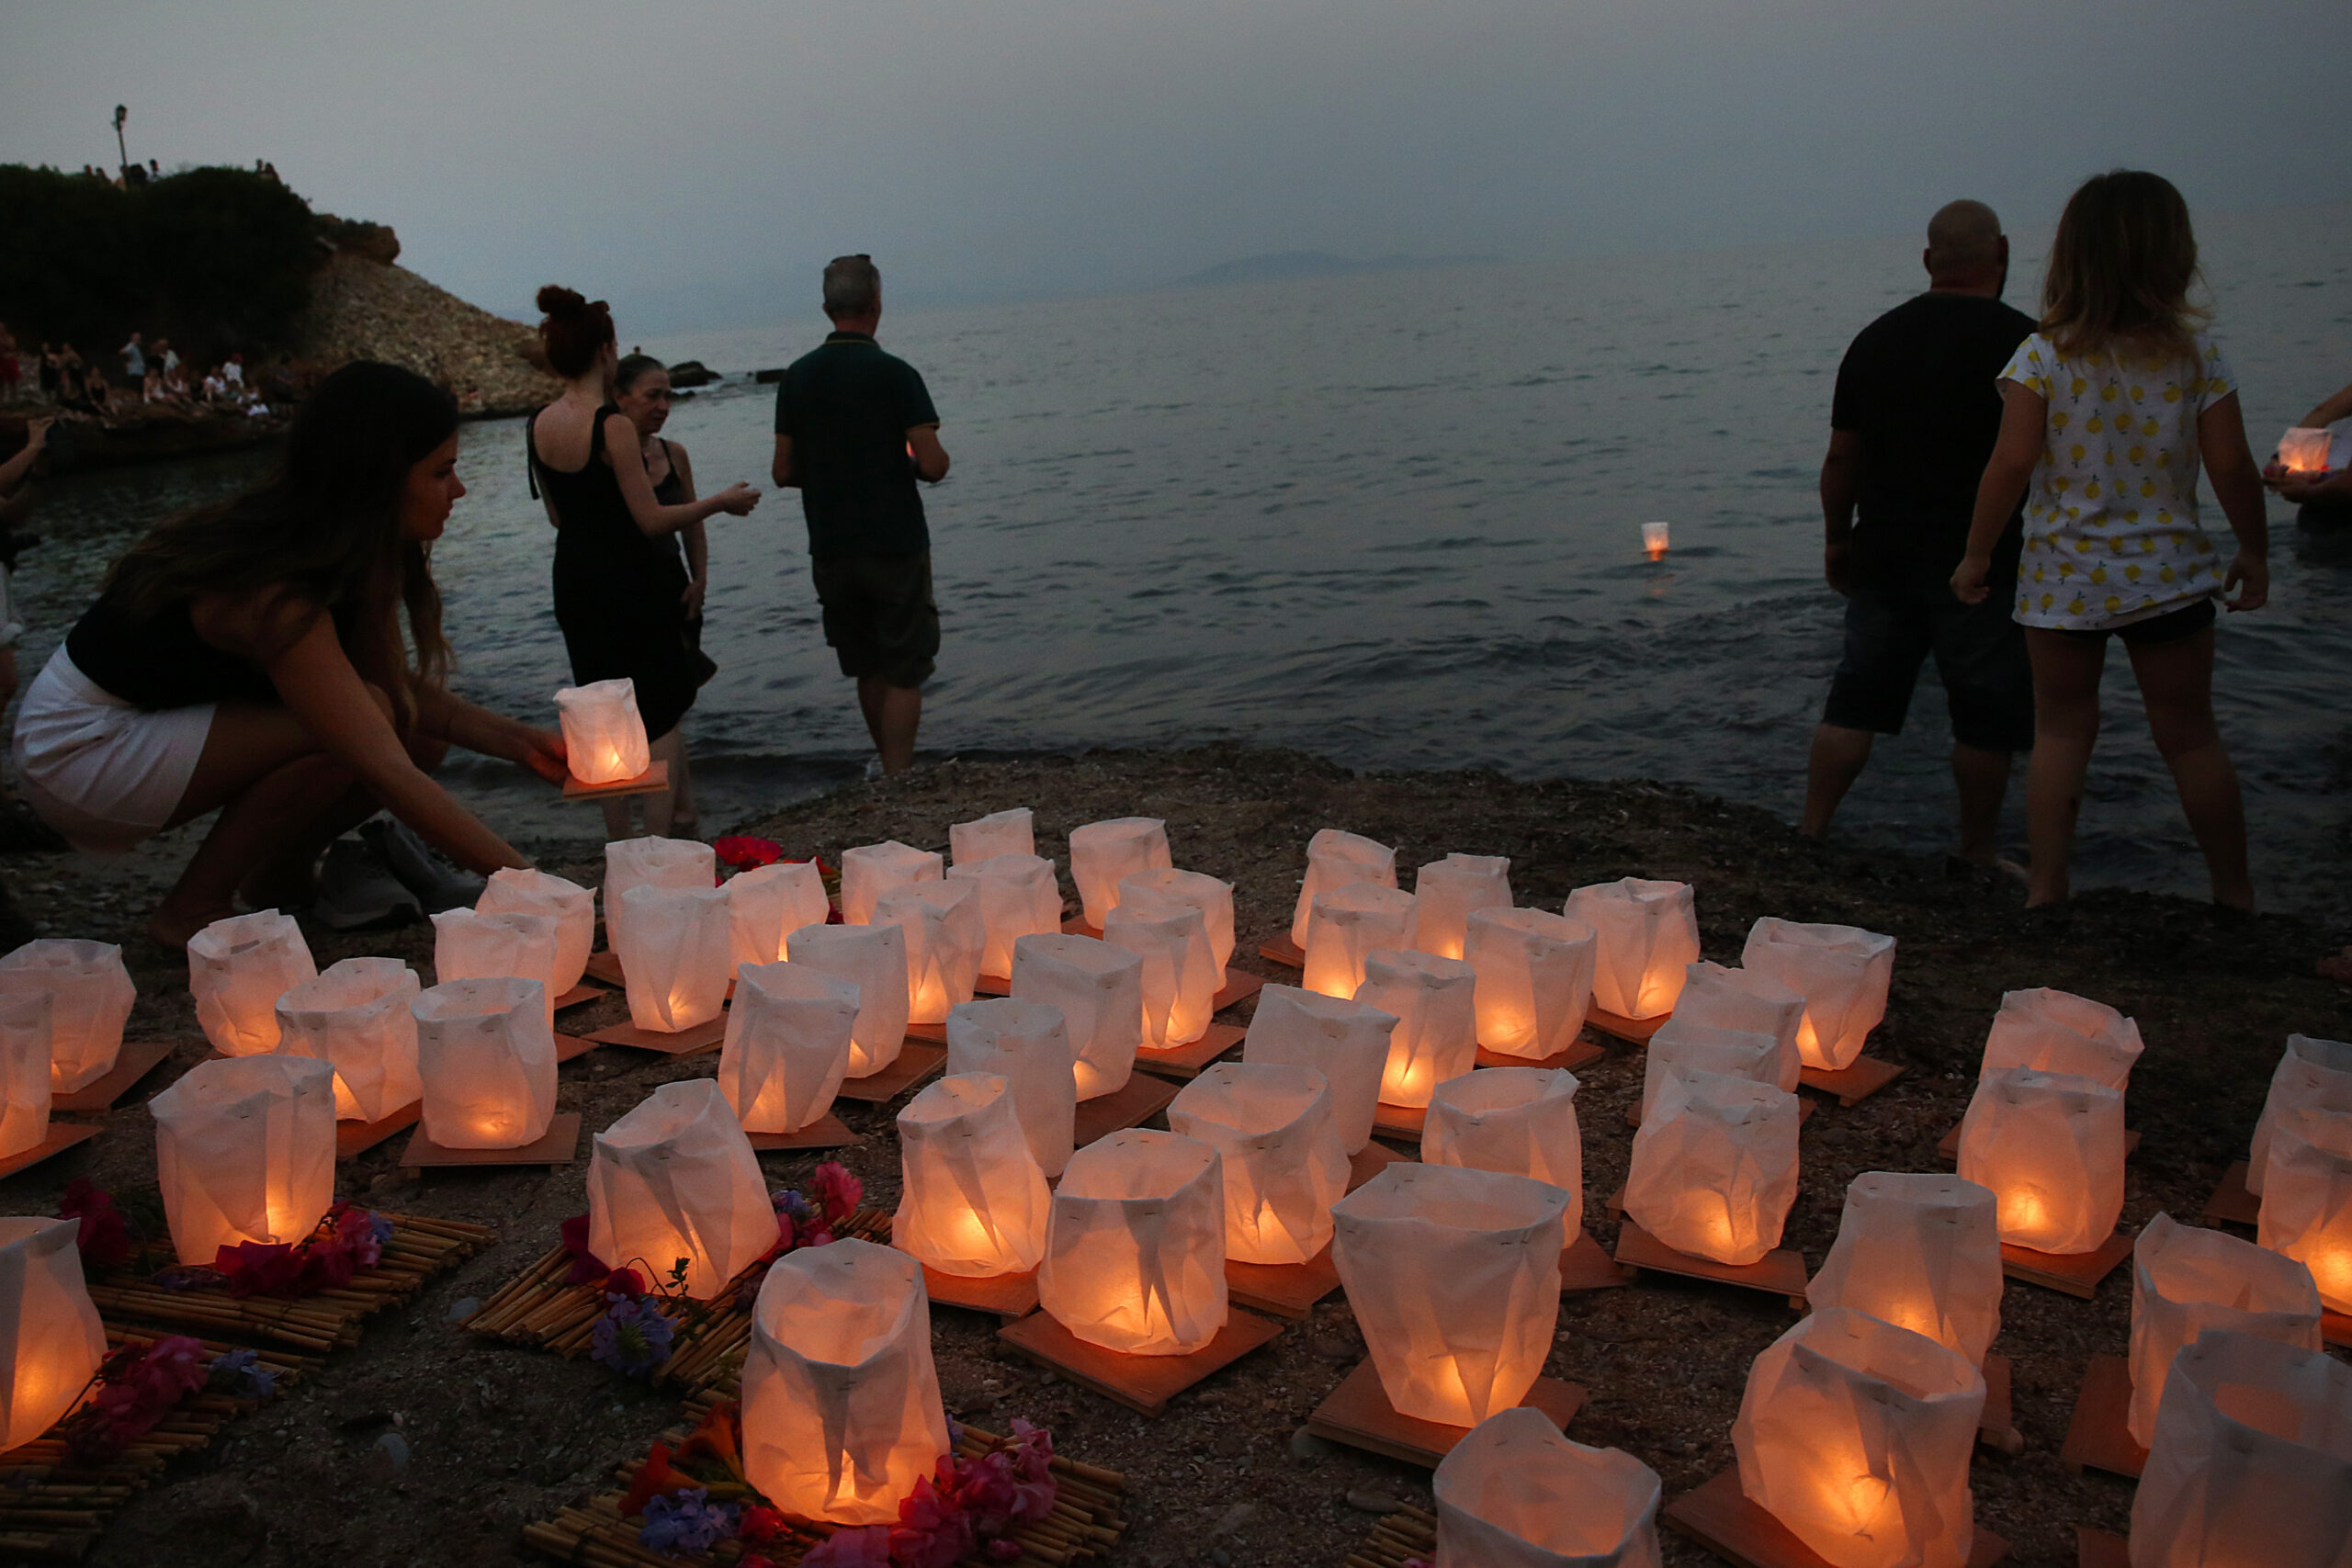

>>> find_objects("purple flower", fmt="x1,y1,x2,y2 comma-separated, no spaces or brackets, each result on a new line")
209,1348,277,1399
369,1213,395,1246
774,1190,810,1221
591,1294,676,1378
638,1487,739,1556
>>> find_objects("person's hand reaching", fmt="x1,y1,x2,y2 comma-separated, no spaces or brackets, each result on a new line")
2223,551,2268,613
1950,553,1992,605
1823,541,1854,597
520,727,569,784
712,482,760,517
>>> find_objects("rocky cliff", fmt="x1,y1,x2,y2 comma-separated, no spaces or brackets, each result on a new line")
297,235,559,418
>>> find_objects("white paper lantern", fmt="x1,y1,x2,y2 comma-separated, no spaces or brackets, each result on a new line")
1168,1062,1349,1266
433,907,561,1023
944,998,1076,1179
0,1216,107,1451
1955,1066,2124,1254
1733,1307,1984,1568
2258,1108,2352,1313
603,836,715,954
187,910,316,1057
150,1055,336,1264
274,957,423,1122
1332,1163,1570,1426
1423,1066,1583,1217
1563,879,1698,1021
876,880,986,1027
1040,1128,1227,1355
840,840,944,928
1433,1406,1664,1568
1465,908,1595,1060
1740,919,1896,1073
0,995,51,1160
741,1238,951,1526
478,867,596,995
1290,829,1397,949
1806,1173,2003,1367
1121,867,1236,983
944,852,1064,977
556,677,650,784
1104,885,1219,1049
588,1079,775,1299
1067,818,1171,929
1640,1019,1783,1122
1242,983,1398,1156
950,807,1035,865
413,976,558,1149
1673,962,1804,1091
2249,1034,2352,1196
788,922,910,1077
894,1072,1051,1278
616,885,732,1033
722,861,831,972
1010,932,1142,1101
1411,853,1513,961
1355,948,1477,1109
718,961,860,1134
2128,1212,2321,1448
1979,987,2143,1090
0,940,134,1094
1304,882,1417,1000
1624,1067,1800,1266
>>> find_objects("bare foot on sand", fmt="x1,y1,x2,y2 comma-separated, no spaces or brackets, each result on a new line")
146,900,236,952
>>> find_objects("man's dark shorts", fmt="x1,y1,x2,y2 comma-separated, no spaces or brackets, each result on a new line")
1824,584,2034,752
811,551,939,688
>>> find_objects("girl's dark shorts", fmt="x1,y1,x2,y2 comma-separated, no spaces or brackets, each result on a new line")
2052,596,2216,647
810,550,939,689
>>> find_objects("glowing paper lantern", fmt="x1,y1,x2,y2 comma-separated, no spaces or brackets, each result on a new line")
1410,853,1513,961
587,1079,774,1299
1674,962,1804,1091
1291,829,1397,949
1806,1173,2002,1366
0,995,51,1160
877,879,986,1026
950,807,1034,865
2128,1211,2321,1448
1955,1066,2124,1254
894,1072,1050,1277
433,907,561,1023
1464,908,1595,1060
1564,879,1698,1021
478,868,595,995
1623,1067,1799,1266
603,836,715,954
1640,1019,1783,1122
718,961,859,1134
1433,1406,1664,1568
2258,1108,2352,1313
1104,885,1219,1049
1040,1129,1227,1355
413,976,558,1149
1242,983,1399,1156
615,885,731,1032
1355,948,1476,1109
1641,521,1670,560
1979,987,2143,1090
187,910,316,1057
1167,1062,1348,1266
2130,1331,2352,1565
556,677,650,784
274,957,423,1122
1740,919,1895,1073
1121,867,1235,983
840,840,943,928
2249,1034,2352,1196
2277,426,2335,475
1067,817,1171,929
741,1238,951,1526
1010,933,1142,1100
1304,882,1416,1000
944,998,1075,1179
150,1055,335,1264
722,861,831,971
0,940,133,1094
788,923,910,1077
0,1217,107,1451
1733,1307,1984,1568
944,852,1063,977
1331,1163,1569,1425
1422,1066,1582,1216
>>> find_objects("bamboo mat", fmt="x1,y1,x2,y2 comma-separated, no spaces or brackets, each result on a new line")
1346,1506,1435,1568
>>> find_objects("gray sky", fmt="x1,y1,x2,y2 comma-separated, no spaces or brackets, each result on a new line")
6,0,2346,333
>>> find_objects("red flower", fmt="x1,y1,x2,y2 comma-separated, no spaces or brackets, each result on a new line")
214,1240,305,1297
738,1506,789,1549
890,1470,976,1568
60,1179,133,1269
808,1161,864,1227
560,1214,642,1294
714,836,784,872
617,1441,692,1517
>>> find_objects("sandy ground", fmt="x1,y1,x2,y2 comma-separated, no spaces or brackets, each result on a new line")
1,744,2346,1567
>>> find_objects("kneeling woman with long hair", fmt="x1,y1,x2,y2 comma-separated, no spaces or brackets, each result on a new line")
13,361,568,945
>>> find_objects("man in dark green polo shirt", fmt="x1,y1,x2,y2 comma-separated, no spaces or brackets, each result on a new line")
771,254,950,776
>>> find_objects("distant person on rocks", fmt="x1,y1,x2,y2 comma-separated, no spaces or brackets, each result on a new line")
0,417,52,722
222,351,245,392
1801,200,2037,868
118,333,144,381
39,344,62,405
2265,379,2352,522
770,254,948,777
155,338,178,377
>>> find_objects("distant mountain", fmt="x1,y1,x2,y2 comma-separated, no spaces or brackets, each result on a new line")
1164,250,1504,290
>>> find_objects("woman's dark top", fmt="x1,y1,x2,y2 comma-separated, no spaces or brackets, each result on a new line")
527,405,702,739
64,588,353,710
648,439,713,663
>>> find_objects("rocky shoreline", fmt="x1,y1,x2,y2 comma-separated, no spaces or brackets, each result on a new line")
296,246,559,420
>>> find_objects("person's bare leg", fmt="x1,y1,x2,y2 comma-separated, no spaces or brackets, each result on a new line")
2128,627,2253,910
2021,629,2106,908
153,752,357,946
1951,742,2014,866
876,684,921,775
856,674,888,753
600,795,635,841
1800,724,1874,838
643,728,689,838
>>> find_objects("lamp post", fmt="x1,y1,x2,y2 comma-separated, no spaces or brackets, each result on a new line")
112,106,128,175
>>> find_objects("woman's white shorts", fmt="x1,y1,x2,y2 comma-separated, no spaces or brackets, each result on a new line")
13,647,214,858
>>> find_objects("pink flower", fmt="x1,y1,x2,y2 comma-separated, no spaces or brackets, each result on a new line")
808,1161,864,1227
800,1525,890,1568
891,1471,977,1568
714,836,784,872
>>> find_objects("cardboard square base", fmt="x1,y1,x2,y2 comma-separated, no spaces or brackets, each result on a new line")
745,1112,859,1152
1585,1005,1668,1045
1371,1101,1427,1141
973,971,1011,998
1938,1121,2140,1161
919,1262,1040,1319
1476,1036,1606,1073
903,1018,950,1044
561,760,669,800
2328,1310,2352,1350
1980,1353,2022,1453
996,1306,1283,1417
2076,1529,2129,1568
584,949,626,987
1226,1246,1340,1321
0,1122,101,1179
1563,1227,1631,1292
1613,1219,1810,1307
1797,1054,1906,1106
586,1014,729,1055
1258,934,1306,969
1061,917,1102,940
1072,1073,1182,1147
50,1038,179,1113
2202,1159,2260,1225
1306,1359,1586,1470
2060,1353,2146,1478
1132,1021,1247,1080
554,1033,597,1064
2003,1231,2133,1299
551,981,607,1012
1348,1141,1410,1192
400,1112,582,1171
1211,970,1266,1013
335,1100,421,1158
1663,1468,2008,1568
832,1042,948,1104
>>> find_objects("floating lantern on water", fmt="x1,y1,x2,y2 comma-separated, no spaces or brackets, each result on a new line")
1422,1066,1582,1214
895,1072,1051,1278
1104,885,1218,1049
2128,1212,2321,1448
741,1238,952,1526
275,957,422,1122
950,807,1035,865
1010,933,1141,1100
0,939,133,1095
1564,879,1697,1021
944,852,1063,976
1978,986,2143,1090
614,886,731,1033
1291,829,1396,950
1241,983,1399,1155
556,678,650,784
2258,1108,2352,1313
433,907,561,1024
1355,948,1476,1108
151,1055,335,1264
588,1079,774,1299
840,840,943,928
1733,1307,1985,1568
1305,883,1418,1000
1806,1172,2002,1366
603,837,715,954
1674,961,1804,1090
876,879,986,1026
2250,1034,2352,1196
718,961,860,1134
1332,1163,1569,1426
2277,426,2335,475
1068,818,1171,929
1410,853,1513,962
1433,1406,1664,1568
1641,521,1670,561
413,976,558,1149
1121,867,1236,984
944,998,1076,1179
0,1217,107,1451
1955,1066,2123,1254
187,910,316,1057
0,995,50,1160
721,861,831,972
1740,919,1895,1073
1465,908,1595,1060
478,868,596,996
787,922,910,1077
1168,1062,1348,1266
1040,1129,1227,1355
1624,1067,1799,1265
1640,1019,1783,1122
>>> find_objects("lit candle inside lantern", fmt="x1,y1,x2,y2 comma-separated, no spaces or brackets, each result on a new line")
1103,885,1219,1048
0,939,136,1095
2128,1213,2322,1449
587,1080,774,1299
1242,984,1398,1156
1642,521,1670,560
2278,426,2335,475
1010,932,1142,1101
1740,918,1896,1074
1956,1066,2125,1254
1039,1129,1228,1356
1623,1066,1800,1265
788,922,910,1077
944,998,1076,1179
895,1071,1050,1278
478,868,597,996
1354,948,1476,1108
413,976,559,1150
1408,853,1512,961
187,909,317,1057
1167,1063,1349,1266
275,957,423,1122
1067,818,1172,929
602,836,715,955
0,994,51,1161
1290,829,1397,950
1805,1172,2003,1367
2259,1107,2352,1314
2249,1035,2352,1198
1464,906,1595,1060
1120,867,1237,984
840,840,944,928
1421,1066,1584,1216
944,852,1064,977
1303,882,1417,999
1564,878,1699,1021
0,1216,107,1450
1978,986,2143,1090
150,1055,337,1263
555,678,650,785
876,879,986,1027
718,961,859,1135
720,860,831,972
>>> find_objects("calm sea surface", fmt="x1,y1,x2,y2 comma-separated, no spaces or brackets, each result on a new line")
19,204,2352,916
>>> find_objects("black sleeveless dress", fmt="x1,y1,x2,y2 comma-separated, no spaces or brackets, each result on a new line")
527,406,704,739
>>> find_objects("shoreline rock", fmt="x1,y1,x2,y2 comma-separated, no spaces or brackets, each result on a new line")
296,249,560,419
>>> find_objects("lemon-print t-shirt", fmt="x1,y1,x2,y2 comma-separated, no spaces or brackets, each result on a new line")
1999,332,2236,630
